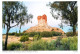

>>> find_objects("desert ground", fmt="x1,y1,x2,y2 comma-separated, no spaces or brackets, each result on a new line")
2,35,67,44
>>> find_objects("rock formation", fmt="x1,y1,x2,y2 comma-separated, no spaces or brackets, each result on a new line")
23,14,64,35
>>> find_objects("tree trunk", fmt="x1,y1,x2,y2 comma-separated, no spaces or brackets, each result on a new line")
73,24,76,36
4,27,9,50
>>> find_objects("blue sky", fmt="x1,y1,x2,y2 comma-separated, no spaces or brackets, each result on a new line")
2,1,77,34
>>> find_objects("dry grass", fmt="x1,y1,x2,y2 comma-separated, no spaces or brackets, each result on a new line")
2,35,67,44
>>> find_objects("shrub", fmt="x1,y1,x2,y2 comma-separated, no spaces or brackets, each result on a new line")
28,36,77,50
69,36,77,50
33,34,42,41
28,32,36,37
61,38,70,50
15,33,21,36
51,31,62,36
53,37,63,50
7,42,22,50
20,35,29,42
66,32,73,37
40,31,52,37
46,40,55,50
60,36,77,50
28,40,48,50
8,32,16,35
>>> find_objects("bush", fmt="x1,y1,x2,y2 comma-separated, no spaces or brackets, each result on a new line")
61,38,70,50
66,32,73,37
8,32,16,35
28,40,48,50
15,33,21,36
51,31,62,36
28,36,77,50
69,36,77,50
33,34,42,41
28,32,36,37
53,37,63,50
40,31,52,37
20,35,29,42
7,42,22,50
66,32,78,37
46,40,55,50
60,36,77,50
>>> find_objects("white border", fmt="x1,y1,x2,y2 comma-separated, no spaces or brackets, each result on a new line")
0,0,79,54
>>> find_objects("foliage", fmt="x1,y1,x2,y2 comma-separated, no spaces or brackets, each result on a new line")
48,1,77,35
46,40,55,50
8,32,28,36
53,37,63,50
15,33,21,36
66,32,78,37
61,38,70,50
20,35,29,42
28,32,37,37
40,31,52,37
2,1,33,50
33,34,42,41
69,36,77,50
8,32,16,35
7,42,22,50
51,31,62,36
28,36,77,50
66,32,73,37
28,40,48,50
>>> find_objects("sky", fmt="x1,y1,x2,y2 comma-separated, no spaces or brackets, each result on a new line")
2,1,74,34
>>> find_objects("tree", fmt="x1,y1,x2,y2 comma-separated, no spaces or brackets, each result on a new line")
48,1,77,36
2,1,33,50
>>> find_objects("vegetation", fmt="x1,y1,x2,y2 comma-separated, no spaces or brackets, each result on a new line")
2,1,33,50
28,40,48,50
7,42,23,50
28,31,62,37
66,32,78,37
20,35,29,42
3,36,77,50
8,31,62,37
48,1,77,36
28,36,77,50
40,31,52,37
33,34,42,41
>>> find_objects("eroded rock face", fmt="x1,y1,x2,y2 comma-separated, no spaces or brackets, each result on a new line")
24,14,65,35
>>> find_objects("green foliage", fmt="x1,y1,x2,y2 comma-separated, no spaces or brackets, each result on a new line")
28,32,37,37
33,34,42,41
46,40,55,50
66,32,78,37
51,31,62,36
15,33,21,36
2,1,33,50
28,40,48,50
40,31,52,37
28,36,77,50
53,37,63,50
66,32,73,37
8,32,16,35
20,35,29,42
7,42,22,50
69,36,77,50
61,38,70,50
49,1,77,35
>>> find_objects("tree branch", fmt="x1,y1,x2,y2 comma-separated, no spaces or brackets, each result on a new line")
10,21,20,28
4,22,9,26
